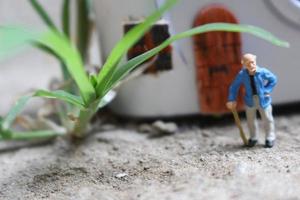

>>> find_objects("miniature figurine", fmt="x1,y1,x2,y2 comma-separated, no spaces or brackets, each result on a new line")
226,53,277,148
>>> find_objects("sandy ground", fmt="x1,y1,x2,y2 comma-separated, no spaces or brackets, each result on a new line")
1,111,300,200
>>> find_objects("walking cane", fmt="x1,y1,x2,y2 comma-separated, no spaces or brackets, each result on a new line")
230,108,248,146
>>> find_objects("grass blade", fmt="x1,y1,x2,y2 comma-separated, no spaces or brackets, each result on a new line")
0,129,65,140
85,0,93,13
34,90,86,109
76,0,91,61
34,43,71,85
34,43,60,60
95,0,178,97
30,0,71,82
29,0,58,31
1,95,32,130
38,30,96,104
0,27,95,103
1,89,86,131
0,26,37,60
62,0,70,37
102,23,289,96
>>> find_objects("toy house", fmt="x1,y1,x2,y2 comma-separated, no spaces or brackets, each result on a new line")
94,0,299,117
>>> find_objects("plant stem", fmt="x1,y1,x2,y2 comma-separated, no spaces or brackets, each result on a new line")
62,0,71,38
71,101,98,138
76,0,91,62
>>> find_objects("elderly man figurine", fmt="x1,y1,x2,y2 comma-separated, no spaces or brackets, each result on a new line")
226,53,277,148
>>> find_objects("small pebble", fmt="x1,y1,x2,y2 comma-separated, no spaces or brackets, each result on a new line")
115,173,128,179
152,120,178,134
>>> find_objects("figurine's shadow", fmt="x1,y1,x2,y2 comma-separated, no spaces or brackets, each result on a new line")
221,143,266,152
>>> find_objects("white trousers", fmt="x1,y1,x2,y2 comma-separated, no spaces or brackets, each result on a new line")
245,95,275,141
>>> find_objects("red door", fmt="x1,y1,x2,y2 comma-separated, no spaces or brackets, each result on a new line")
193,5,244,114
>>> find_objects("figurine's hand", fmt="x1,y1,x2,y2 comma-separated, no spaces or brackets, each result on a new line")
265,93,270,97
226,101,237,110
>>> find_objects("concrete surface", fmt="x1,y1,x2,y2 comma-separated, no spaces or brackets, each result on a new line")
0,114,300,200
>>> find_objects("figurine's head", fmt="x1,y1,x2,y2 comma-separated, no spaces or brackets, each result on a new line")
242,53,257,75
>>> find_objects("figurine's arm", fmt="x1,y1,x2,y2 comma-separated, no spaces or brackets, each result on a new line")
263,68,277,94
227,71,243,110
228,71,243,102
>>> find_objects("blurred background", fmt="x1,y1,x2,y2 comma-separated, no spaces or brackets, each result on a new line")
0,0,61,114
0,0,101,115
0,0,299,118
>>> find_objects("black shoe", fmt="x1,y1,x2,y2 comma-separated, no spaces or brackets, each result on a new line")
265,140,275,148
247,139,258,147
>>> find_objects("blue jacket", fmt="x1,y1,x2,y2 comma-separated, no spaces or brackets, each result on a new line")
228,66,277,109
